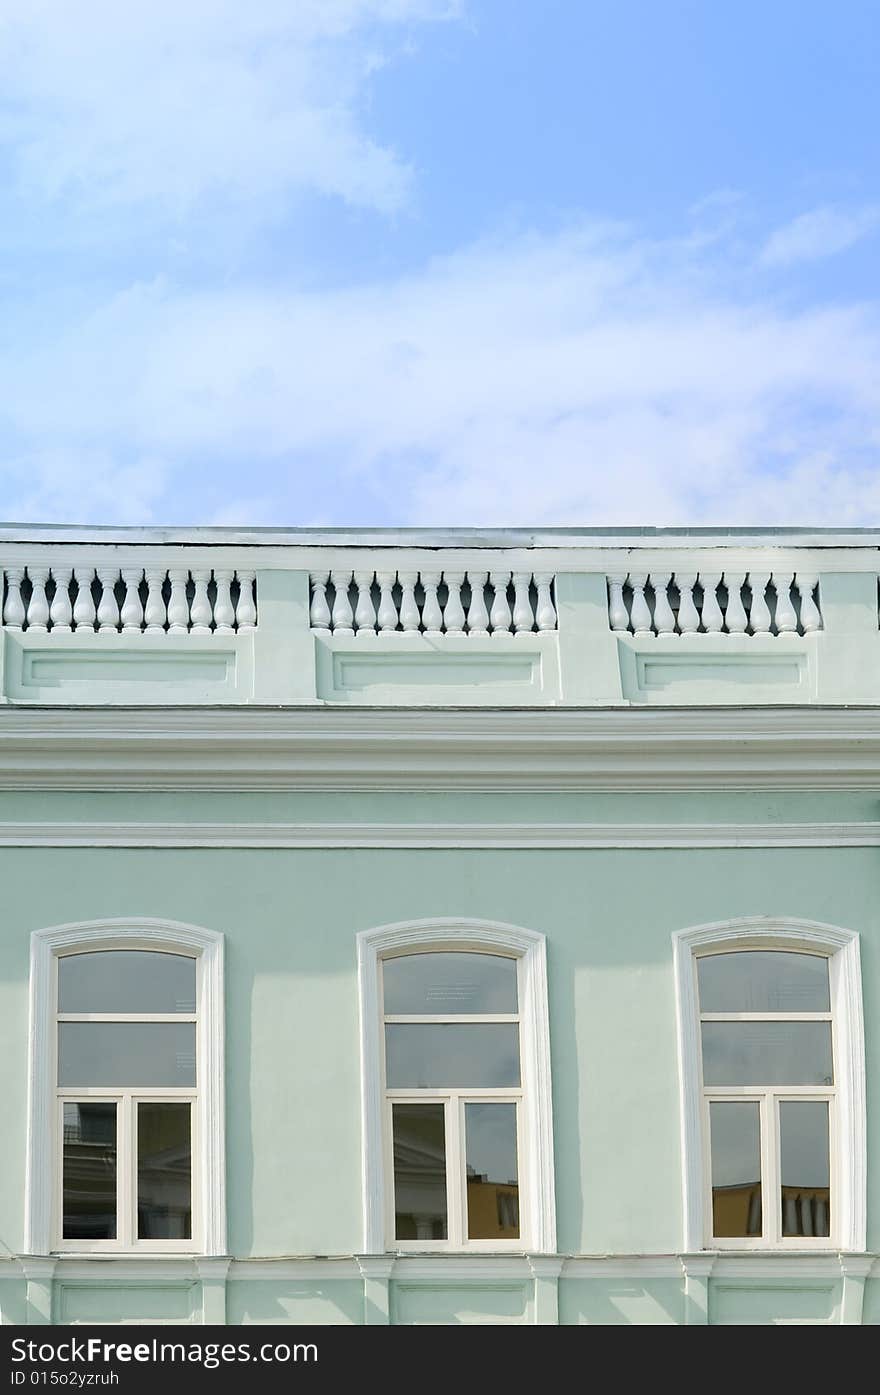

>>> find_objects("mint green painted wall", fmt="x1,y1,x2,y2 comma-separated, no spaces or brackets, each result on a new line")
0,827,878,1260
559,1279,685,1325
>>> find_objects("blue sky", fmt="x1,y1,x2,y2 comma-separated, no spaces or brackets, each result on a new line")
1,0,878,525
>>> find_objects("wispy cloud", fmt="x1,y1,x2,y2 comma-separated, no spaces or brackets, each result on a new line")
759,204,880,268
1,222,878,526
0,1,455,223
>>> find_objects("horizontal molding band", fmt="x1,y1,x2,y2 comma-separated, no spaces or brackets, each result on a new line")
0,822,878,849
4,1253,877,1282
4,707,880,790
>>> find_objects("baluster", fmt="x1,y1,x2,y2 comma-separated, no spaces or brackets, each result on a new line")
783,1194,799,1236
143,569,167,633
236,571,257,631
118,568,143,633
329,570,354,635
795,574,821,632
697,573,723,633
2,567,26,629
608,575,629,631
421,573,443,636
309,572,331,630
376,572,398,632
96,568,120,633
190,568,212,634
649,573,675,634
213,570,235,634
629,574,653,636
398,572,421,632
534,574,556,631
73,568,97,632
511,572,534,633
675,574,700,634
354,571,377,635
466,572,489,635
49,567,73,633
166,568,190,633
489,571,513,635
26,567,50,632
772,572,797,634
723,573,748,633
441,572,465,635
747,572,772,634
799,1194,813,1238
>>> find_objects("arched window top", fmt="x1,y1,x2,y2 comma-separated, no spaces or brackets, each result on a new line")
672,916,865,1254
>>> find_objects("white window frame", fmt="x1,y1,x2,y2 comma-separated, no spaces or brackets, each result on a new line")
673,916,865,1254
358,918,555,1254
26,918,225,1257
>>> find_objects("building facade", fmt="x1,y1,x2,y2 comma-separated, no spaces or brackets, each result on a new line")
0,524,878,1326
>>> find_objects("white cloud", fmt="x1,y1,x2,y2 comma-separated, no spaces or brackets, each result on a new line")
759,204,880,268
0,1,455,218
2,222,879,526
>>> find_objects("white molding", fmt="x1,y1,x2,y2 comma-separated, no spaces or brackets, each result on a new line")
7,707,880,790
0,820,878,849
672,916,866,1255
25,917,226,1257
5,1251,878,1282
356,917,556,1256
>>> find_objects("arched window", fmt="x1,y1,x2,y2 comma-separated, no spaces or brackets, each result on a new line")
673,918,865,1252
26,918,225,1256
358,919,555,1253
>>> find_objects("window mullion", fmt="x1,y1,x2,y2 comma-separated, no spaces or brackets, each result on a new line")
762,1093,779,1244
120,1092,133,1249
447,1093,464,1247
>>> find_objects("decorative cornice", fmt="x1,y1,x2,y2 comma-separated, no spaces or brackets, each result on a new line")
4,707,880,790
0,821,877,848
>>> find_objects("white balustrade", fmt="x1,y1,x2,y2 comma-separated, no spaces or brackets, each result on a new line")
310,570,558,635
608,571,822,636
0,564,259,634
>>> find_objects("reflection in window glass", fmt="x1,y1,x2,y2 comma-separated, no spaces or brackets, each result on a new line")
383,953,517,1015
58,1022,197,1087
393,1104,447,1241
384,1023,520,1088
701,1021,833,1087
137,1102,192,1240
465,1103,519,1240
62,1102,117,1240
710,1101,762,1238
697,951,829,1013
780,1101,830,1238
59,951,196,1014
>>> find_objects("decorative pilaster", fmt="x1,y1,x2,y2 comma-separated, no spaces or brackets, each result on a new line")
529,1255,564,1325
22,1257,56,1325
839,1255,873,1325
680,1254,714,1325
357,1255,395,1326
197,1257,232,1325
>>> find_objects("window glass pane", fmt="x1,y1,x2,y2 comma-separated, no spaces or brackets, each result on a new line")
385,1023,520,1088
466,1103,519,1240
393,1103,447,1241
58,951,196,1014
62,1101,117,1240
701,1022,833,1086
58,1022,196,1087
710,1101,762,1238
780,1101,830,1238
383,953,517,1015
137,1102,192,1240
697,951,829,1013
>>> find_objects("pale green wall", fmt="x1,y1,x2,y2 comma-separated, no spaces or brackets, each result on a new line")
1,788,878,1321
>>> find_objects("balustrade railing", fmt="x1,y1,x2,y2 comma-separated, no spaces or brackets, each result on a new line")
607,572,822,637
1,565,257,634
309,570,557,635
